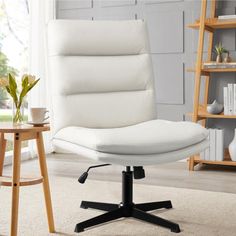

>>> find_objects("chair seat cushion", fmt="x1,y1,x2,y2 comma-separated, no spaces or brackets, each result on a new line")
54,119,208,155
52,138,209,166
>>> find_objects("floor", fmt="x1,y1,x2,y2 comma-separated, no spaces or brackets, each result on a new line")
3,153,236,194
2,172,236,236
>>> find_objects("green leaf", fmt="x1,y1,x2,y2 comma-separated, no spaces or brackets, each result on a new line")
22,75,28,88
26,78,40,93
18,78,40,107
19,87,28,107
8,73,17,90
215,42,227,55
7,73,18,106
5,86,10,93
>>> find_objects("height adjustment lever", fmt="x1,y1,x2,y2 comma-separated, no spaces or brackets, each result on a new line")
78,164,111,184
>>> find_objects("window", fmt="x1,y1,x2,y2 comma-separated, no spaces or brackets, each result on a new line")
0,0,30,151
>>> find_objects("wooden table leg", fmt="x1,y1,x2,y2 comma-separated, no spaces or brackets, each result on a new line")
11,133,21,236
188,156,195,171
36,132,55,233
0,133,7,176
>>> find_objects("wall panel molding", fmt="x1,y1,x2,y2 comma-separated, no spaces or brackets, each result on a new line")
145,0,183,5
57,0,92,10
152,54,184,105
101,0,136,8
145,10,184,54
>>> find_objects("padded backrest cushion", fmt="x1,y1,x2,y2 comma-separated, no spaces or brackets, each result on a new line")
48,20,149,56
48,20,156,132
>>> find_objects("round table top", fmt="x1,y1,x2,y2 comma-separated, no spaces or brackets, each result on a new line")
0,122,50,133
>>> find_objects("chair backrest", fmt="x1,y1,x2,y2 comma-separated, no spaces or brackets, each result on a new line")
48,20,156,133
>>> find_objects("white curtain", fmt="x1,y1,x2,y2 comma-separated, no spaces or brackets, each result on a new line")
28,0,56,156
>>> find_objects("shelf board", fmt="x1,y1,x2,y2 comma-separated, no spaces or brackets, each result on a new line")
187,67,236,74
202,67,236,72
186,68,209,76
188,18,236,30
0,176,43,187
193,155,236,166
187,105,236,119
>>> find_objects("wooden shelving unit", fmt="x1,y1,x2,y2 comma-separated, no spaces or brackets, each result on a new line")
187,67,236,74
192,149,236,167
188,18,236,30
188,0,236,170
193,156,236,167
202,67,236,73
188,105,236,119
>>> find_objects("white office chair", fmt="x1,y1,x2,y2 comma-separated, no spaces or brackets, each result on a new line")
48,20,209,234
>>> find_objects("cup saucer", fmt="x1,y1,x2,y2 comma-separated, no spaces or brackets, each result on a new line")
27,121,50,127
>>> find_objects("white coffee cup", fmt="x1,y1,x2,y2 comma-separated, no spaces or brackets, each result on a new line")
30,108,49,123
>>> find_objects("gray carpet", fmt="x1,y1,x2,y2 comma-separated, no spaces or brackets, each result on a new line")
0,176,236,236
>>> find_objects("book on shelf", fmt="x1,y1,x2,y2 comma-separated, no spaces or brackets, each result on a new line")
204,147,210,161
228,84,234,115
200,151,205,160
223,87,229,115
234,84,236,115
201,129,224,162
203,62,236,69
218,15,236,20
216,129,224,161
202,134,210,161
223,84,236,115
209,129,216,161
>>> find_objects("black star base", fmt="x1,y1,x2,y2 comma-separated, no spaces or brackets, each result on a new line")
75,168,181,234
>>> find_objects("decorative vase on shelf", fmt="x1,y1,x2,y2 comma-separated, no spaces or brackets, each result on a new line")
216,54,222,63
215,42,227,63
207,100,224,114
229,129,236,161
224,51,232,63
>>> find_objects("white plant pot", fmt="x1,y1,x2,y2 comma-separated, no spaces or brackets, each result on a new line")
229,129,236,161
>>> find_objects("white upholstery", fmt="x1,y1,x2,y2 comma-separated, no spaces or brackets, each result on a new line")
54,120,208,155
50,55,152,95
48,20,149,56
52,138,209,166
48,20,156,133
48,20,209,166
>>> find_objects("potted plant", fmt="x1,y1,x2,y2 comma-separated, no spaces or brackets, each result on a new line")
214,42,227,63
0,73,39,124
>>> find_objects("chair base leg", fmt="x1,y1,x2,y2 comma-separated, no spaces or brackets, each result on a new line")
75,201,180,234
132,207,180,233
75,208,123,233
135,200,172,211
80,201,119,211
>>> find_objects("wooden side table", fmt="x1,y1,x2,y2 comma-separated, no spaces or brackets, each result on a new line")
0,123,55,236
